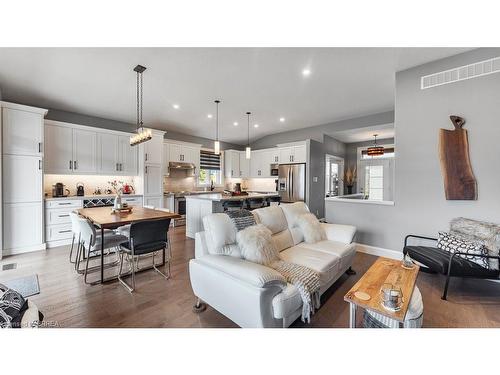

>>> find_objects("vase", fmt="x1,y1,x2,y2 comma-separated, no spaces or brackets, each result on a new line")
113,194,122,210
346,185,353,195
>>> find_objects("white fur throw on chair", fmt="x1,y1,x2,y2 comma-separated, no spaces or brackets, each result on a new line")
296,213,326,243
236,224,280,266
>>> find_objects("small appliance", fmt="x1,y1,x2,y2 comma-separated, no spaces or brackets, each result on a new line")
76,182,85,196
52,183,70,198
270,164,279,176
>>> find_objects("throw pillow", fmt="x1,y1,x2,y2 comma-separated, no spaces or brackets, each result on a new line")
296,213,326,244
236,224,280,266
437,231,489,269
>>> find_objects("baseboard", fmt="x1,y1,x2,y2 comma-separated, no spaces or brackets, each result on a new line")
355,243,402,260
3,243,46,256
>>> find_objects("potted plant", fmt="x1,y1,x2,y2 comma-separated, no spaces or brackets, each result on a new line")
344,166,357,195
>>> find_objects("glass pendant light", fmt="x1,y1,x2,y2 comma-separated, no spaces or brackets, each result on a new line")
214,100,221,155
130,65,152,146
246,111,251,159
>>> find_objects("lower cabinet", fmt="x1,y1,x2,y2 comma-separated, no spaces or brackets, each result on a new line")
45,199,83,248
144,196,162,208
3,202,43,254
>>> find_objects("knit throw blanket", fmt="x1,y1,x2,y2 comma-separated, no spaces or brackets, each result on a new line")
271,260,321,323
228,210,321,323
225,209,256,231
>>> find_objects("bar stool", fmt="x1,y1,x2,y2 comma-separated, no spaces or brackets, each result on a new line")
246,197,266,210
223,200,244,211
266,196,281,206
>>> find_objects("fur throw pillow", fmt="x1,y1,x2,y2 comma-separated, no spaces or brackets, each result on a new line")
236,224,280,266
296,213,326,244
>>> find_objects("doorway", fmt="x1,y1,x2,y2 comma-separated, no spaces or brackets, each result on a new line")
325,154,344,197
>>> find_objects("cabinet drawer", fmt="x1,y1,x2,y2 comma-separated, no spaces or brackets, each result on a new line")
46,199,83,209
46,223,73,241
46,208,74,225
121,196,142,205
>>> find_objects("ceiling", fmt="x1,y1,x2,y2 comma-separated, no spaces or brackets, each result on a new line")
0,48,470,145
330,123,395,143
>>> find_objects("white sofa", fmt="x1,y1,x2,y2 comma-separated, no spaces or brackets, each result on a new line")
189,202,357,328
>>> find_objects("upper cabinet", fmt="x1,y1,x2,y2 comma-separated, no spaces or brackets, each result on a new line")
224,150,240,178
279,144,306,164
269,149,280,164
164,140,201,176
144,134,163,165
45,120,137,175
2,107,44,156
239,152,250,178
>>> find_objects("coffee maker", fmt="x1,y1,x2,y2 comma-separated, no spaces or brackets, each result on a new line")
52,183,70,197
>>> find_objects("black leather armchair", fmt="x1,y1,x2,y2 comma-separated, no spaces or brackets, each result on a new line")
403,235,500,300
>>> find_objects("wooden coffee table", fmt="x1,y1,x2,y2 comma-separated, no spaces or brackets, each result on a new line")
344,257,419,328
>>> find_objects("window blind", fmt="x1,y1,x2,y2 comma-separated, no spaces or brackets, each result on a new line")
200,150,221,170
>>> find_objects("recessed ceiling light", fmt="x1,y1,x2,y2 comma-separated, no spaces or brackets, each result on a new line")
279,117,285,122
233,122,238,126
302,68,311,76
207,114,213,119
254,124,259,128
173,104,180,109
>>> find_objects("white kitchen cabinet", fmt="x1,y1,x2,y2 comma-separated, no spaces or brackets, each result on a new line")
279,144,307,164
45,123,74,173
144,196,162,208
2,108,43,156
72,128,97,173
168,143,182,162
250,150,265,177
144,164,162,196
97,132,119,174
3,155,42,203
144,134,163,165
163,195,174,211
239,152,250,178
224,150,240,178
167,142,200,164
3,202,43,253
269,149,280,164
118,135,137,175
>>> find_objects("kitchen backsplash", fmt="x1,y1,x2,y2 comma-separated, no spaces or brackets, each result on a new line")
164,169,197,192
44,174,137,197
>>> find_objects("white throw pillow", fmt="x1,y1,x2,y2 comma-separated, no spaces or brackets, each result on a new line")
296,213,326,244
236,224,280,266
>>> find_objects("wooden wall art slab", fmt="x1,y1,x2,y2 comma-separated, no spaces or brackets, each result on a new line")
439,115,477,200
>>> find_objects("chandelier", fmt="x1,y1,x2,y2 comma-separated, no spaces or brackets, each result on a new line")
130,64,152,146
367,134,384,156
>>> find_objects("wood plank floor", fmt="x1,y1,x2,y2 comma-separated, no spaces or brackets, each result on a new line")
1,227,499,328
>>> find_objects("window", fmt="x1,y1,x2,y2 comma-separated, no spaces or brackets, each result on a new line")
364,165,384,200
198,150,222,186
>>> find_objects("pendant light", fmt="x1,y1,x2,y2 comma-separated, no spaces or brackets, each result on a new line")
130,65,152,146
245,112,251,159
367,134,384,156
214,100,221,155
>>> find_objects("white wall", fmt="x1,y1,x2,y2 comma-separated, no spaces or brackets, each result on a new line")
326,48,500,251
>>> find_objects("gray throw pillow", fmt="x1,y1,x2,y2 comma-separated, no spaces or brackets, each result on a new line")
437,231,489,269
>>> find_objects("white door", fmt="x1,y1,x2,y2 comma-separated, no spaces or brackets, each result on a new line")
292,145,307,163
239,152,250,178
97,133,119,174
2,155,42,203
119,135,137,175
44,124,74,173
72,129,97,173
2,108,43,156
279,147,293,164
144,134,163,164
3,202,43,250
145,165,162,196
169,143,182,162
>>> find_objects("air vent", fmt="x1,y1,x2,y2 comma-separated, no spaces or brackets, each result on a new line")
421,56,500,89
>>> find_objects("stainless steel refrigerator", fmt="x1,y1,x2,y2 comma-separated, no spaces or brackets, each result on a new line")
278,163,306,203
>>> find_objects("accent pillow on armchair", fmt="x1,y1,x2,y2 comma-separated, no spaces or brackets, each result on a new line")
437,231,489,269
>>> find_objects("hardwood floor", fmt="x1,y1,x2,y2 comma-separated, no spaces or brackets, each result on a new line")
1,227,499,328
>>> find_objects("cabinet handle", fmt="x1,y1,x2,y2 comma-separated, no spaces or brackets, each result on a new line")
39,160,42,170
59,203,72,205
59,230,72,234
38,142,42,153
120,163,123,171
74,161,78,170
145,153,148,162
69,160,73,170
145,166,148,174
58,214,70,218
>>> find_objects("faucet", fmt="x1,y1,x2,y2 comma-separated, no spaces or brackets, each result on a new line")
210,180,215,191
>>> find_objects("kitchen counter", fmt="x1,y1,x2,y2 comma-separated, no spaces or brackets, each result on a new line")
45,194,143,201
185,192,278,202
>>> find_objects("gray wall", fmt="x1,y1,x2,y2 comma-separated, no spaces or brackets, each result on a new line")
250,111,394,149
46,109,243,150
326,47,500,250
344,138,394,193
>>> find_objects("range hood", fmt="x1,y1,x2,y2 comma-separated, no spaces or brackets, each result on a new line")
169,162,196,170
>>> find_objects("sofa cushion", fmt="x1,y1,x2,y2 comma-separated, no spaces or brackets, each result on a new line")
280,202,310,229
202,213,240,257
272,284,302,319
253,206,288,234
279,245,340,285
272,229,294,252
296,240,356,259
289,227,305,245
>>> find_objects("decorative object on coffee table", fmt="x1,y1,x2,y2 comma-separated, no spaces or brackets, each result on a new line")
439,115,477,200
344,257,419,328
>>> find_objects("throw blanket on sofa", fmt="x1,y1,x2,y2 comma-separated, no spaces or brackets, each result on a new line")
271,260,321,323
0,283,28,328
225,209,256,231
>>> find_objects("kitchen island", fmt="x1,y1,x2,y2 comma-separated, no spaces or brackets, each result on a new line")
185,192,279,238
